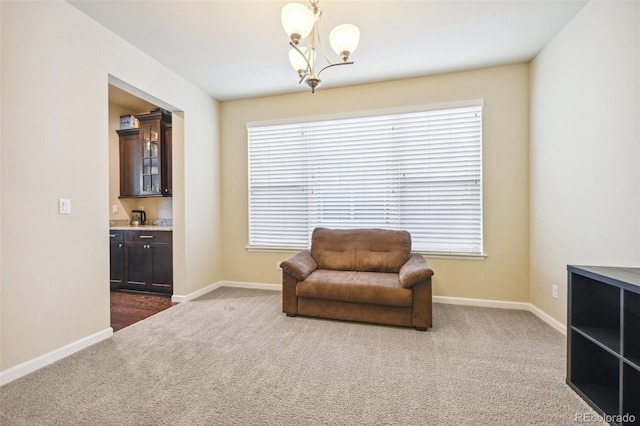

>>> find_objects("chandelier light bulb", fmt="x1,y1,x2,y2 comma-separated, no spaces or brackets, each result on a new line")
281,3,314,44
329,24,360,61
289,46,316,75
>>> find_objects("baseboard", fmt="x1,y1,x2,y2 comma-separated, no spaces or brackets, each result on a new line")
0,327,113,386
221,281,282,291
433,295,530,311
171,282,223,303
434,295,567,335
528,303,567,335
171,281,281,303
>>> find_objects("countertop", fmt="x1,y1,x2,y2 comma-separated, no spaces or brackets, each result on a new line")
110,225,172,232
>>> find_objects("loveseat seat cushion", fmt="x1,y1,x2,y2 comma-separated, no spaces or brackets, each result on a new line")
296,269,413,308
310,228,411,273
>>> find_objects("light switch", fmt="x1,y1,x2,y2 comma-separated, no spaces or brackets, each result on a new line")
112,204,119,214
59,198,71,214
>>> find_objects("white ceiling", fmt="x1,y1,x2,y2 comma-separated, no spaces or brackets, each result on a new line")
70,0,588,102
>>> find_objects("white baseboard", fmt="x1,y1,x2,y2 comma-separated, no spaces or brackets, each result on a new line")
171,281,223,303
528,303,567,335
434,295,566,335
221,281,282,291
433,295,530,311
0,327,113,386
172,281,281,303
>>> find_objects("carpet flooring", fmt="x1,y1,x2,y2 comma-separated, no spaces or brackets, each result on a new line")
0,287,595,425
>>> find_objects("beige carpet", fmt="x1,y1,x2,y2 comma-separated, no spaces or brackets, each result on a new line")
1,287,595,425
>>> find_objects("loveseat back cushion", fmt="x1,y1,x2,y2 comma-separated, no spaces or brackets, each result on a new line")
310,227,411,273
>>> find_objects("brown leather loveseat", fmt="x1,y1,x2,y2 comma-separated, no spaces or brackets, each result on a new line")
281,227,435,330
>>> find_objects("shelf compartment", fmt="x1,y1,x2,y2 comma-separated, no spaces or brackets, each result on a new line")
570,272,621,353
624,290,640,363
570,330,620,416
622,362,639,425
573,326,620,354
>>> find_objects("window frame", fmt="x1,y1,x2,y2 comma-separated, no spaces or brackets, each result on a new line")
247,100,485,258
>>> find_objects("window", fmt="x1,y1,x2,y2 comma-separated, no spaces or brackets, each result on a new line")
247,101,483,255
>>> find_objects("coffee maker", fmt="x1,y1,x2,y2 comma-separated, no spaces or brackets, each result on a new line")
130,209,146,226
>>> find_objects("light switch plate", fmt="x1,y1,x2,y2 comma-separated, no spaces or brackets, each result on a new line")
59,198,71,214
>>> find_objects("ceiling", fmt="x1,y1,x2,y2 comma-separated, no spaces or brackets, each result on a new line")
71,0,588,102
109,85,158,113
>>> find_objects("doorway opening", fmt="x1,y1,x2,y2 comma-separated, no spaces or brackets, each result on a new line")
108,82,178,331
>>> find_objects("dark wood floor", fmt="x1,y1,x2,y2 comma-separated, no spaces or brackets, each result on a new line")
110,291,176,332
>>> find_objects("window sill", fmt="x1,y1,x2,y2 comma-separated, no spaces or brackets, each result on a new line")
419,252,487,260
246,246,306,253
247,246,487,260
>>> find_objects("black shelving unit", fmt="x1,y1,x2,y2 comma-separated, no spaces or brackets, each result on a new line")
568,265,640,426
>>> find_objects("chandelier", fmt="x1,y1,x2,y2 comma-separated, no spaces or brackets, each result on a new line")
281,0,360,93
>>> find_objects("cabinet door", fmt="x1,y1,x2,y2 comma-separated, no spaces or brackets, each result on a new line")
162,124,172,196
122,231,173,294
119,130,142,197
140,120,162,196
109,241,125,289
124,242,151,291
149,243,173,294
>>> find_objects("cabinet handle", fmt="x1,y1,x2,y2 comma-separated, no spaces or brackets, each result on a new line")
109,234,116,238
119,243,123,248
139,235,154,239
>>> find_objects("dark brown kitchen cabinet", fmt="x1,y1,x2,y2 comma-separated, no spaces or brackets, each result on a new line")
109,230,125,289
117,129,141,197
109,230,173,295
117,109,172,198
163,123,172,197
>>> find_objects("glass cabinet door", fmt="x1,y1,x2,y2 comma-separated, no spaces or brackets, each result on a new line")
141,122,160,194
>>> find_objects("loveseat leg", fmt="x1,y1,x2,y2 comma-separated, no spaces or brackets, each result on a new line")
286,313,297,317
415,326,428,331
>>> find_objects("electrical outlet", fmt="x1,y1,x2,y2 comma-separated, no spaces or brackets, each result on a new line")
276,261,282,271
112,204,119,214
552,285,558,299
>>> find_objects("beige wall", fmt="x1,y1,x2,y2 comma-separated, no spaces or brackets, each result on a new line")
529,0,640,325
0,1,221,372
221,64,530,302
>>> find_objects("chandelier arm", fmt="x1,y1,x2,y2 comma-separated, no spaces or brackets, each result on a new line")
289,41,313,74
313,11,334,66
317,61,354,78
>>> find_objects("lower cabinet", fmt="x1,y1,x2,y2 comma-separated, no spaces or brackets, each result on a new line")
109,229,173,295
109,230,125,289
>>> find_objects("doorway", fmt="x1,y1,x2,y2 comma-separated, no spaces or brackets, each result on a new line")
108,84,176,331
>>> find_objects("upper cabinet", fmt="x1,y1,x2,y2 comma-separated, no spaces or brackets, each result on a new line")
117,109,172,198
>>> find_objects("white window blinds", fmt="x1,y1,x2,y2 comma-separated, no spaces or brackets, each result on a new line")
247,102,483,255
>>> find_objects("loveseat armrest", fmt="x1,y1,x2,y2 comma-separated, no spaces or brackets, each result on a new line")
399,253,434,288
281,250,318,281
